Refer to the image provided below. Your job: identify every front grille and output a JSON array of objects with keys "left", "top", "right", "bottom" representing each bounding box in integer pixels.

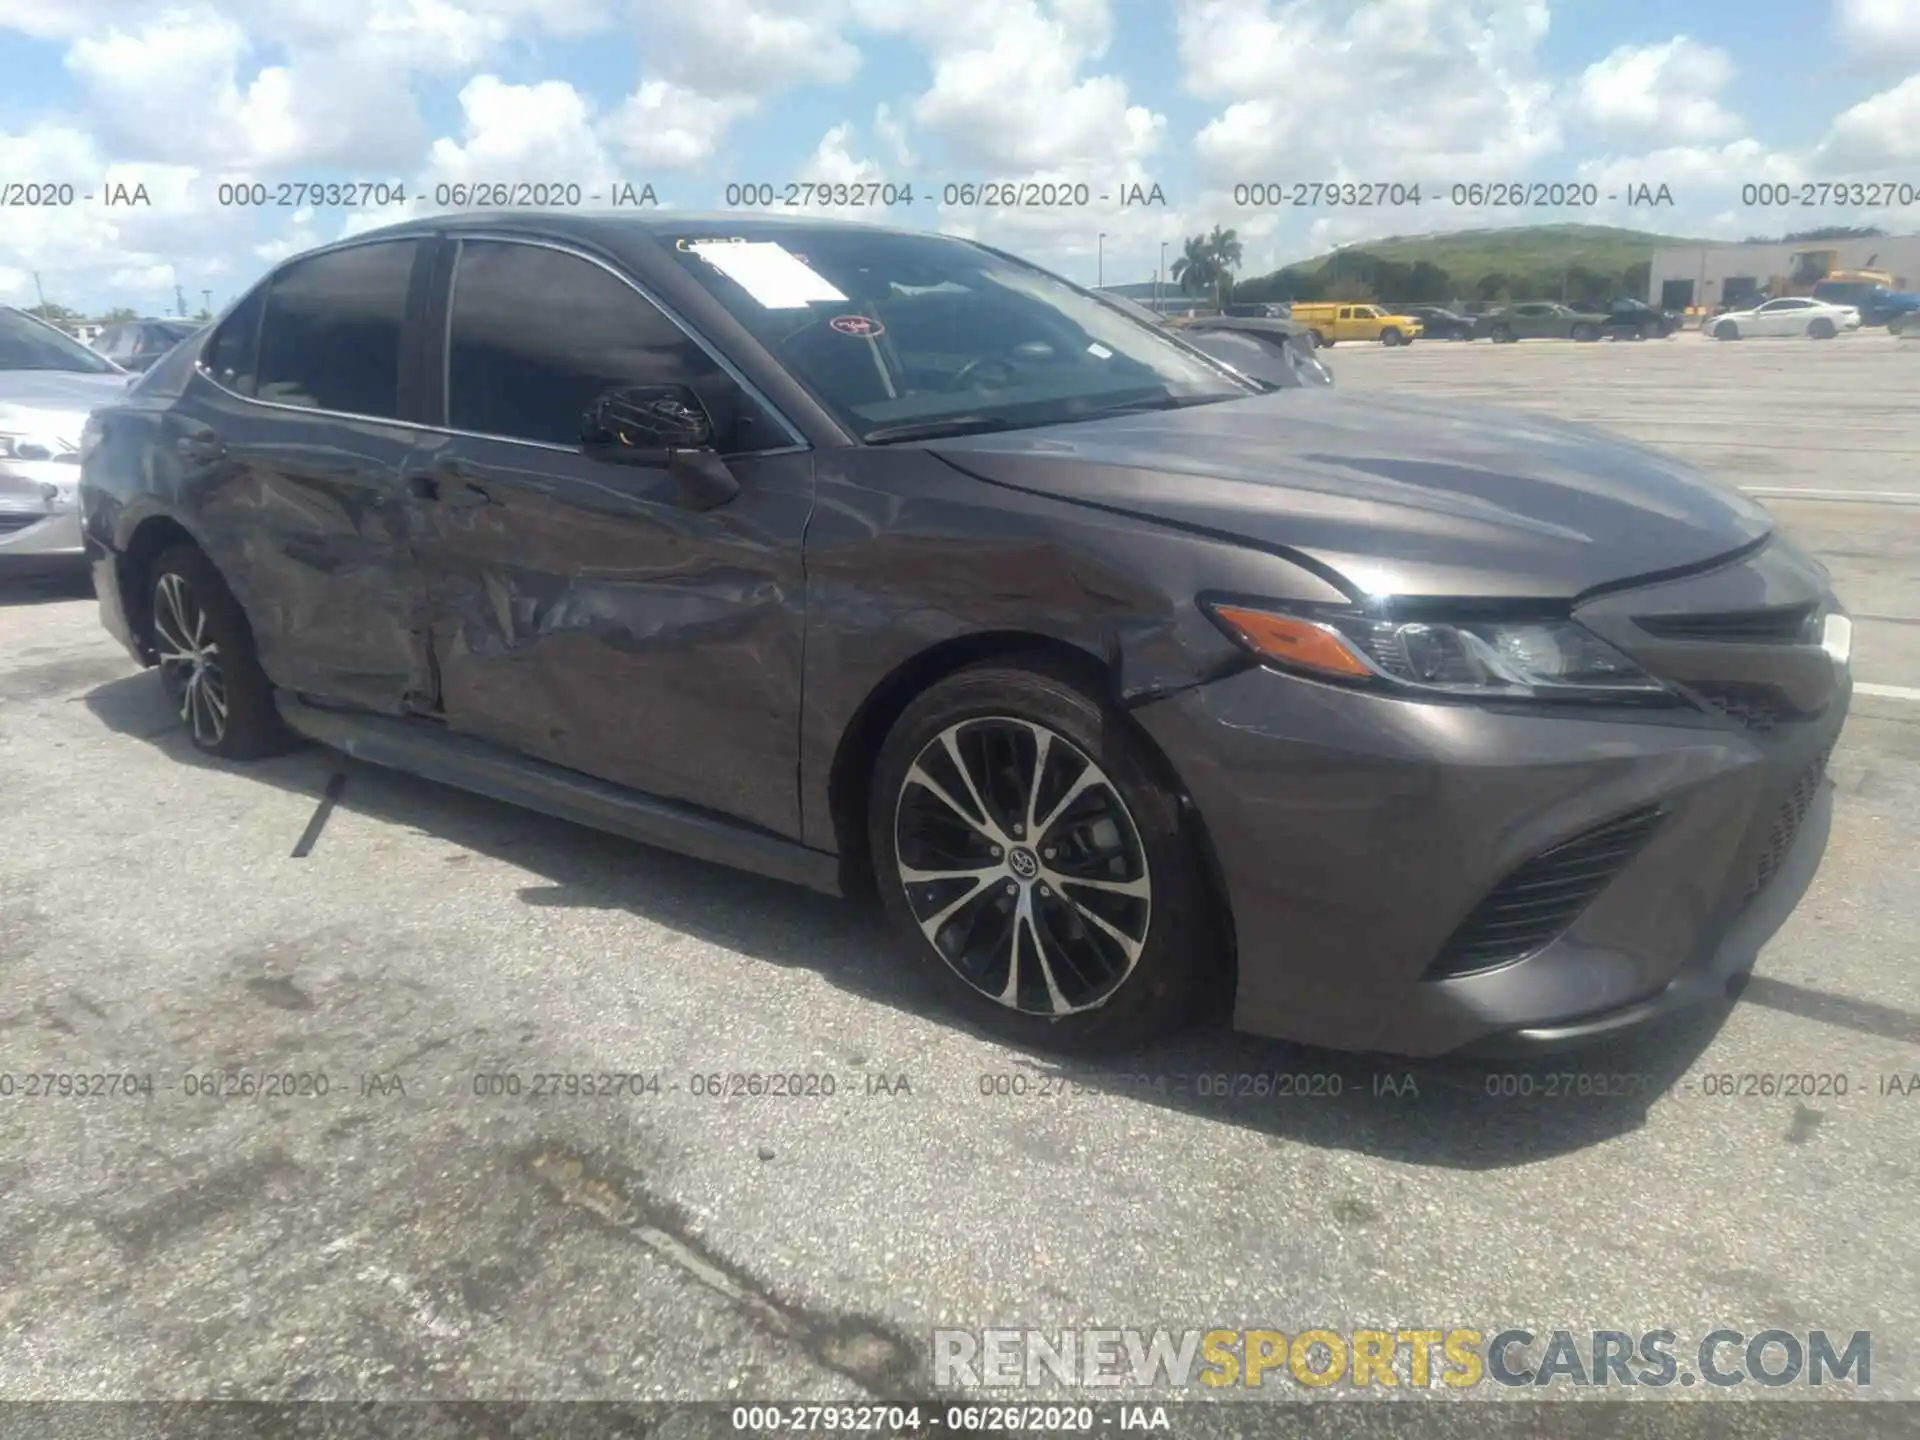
[
  {"left": 1747, "top": 748, "right": 1832, "bottom": 900},
  {"left": 1634, "top": 603, "right": 1819, "bottom": 644},
  {"left": 1424, "top": 806, "right": 1667, "bottom": 979},
  {"left": 0, "top": 512, "right": 47, "bottom": 534}
]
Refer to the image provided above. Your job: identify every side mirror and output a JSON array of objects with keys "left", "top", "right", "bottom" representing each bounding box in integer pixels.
[
  {"left": 582, "top": 384, "right": 715, "bottom": 456},
  {"left": 580, "top": 383, "right": 739, "bottom": 511}
]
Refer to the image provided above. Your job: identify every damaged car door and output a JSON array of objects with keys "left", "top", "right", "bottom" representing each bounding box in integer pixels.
[
  {"left": 407, "top": 236, "right": 815, "bottom": 839},
  {"left": 182, "top": 237, "right": 438, "bottom": 713}
]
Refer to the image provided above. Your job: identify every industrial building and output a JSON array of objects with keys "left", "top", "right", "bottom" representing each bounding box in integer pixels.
[{"left": 1648, "top": 232, "right": 1920, "bottom": 312}]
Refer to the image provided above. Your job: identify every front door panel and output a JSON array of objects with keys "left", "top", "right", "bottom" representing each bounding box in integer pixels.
[{"left": 411, "top": 437, "right": 813, "bottom": 839}]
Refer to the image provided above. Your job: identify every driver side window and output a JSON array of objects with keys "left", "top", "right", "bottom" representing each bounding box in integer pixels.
[{"left": 446, "top": 240, "right": 782, "bottom": 455}]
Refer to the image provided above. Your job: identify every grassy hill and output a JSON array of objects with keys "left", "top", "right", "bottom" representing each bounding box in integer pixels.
[{"left": 1234, "top": 223, "right": 1719, "bottom": 306}]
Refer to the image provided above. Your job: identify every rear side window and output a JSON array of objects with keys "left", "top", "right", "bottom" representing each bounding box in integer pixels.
[
  {"left": 255, "top": 240, "right": 420, "bottom": 417},
  {"left": 203, "top": 287, "right": 266, "bottom": 395}
]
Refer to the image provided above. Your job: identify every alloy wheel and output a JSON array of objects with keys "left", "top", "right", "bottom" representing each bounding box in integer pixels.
[
  {"left": 892, "top": 717, "right": 1152, "bottom": 1016},
  {"left": 153, "top": 571, "right": 229, "bottom": 747}
]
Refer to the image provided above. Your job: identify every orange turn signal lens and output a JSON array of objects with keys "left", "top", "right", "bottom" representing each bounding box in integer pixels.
[{"left": 1209, "top": 605, "right": 1375, "bottom": 679}]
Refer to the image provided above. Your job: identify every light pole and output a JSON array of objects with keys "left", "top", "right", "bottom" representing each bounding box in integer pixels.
[{"left": 1097, "top": 232, "right": 1106, "bottom": 290}]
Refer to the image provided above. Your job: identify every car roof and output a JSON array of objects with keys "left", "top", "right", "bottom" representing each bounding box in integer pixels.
[
  {"left": 272, "top": 210, "right": 986, "bottom": 286},
  {"left": 332, "top": 209, "right": 934, "bottom": 251}
]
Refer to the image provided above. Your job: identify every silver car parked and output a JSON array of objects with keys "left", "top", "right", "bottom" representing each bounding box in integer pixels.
[{"left": 1, "top": 307, "right": 133, "bottom": 570}]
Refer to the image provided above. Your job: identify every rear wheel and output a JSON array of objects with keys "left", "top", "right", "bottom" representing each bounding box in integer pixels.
[
  {"left": 868, "top": 661, "right": 1212, "bottom": 1052},
  {"left": 1310, "top": 331, "right": 1330, "bottom": 348},
  {"left": 149, "top": 545, "right": 293, "bottom": 759},
  {"left": 1808, "top": 317, "right": 1836, "bottom": 339},
  {"left": 1490, "top": 323, "right": 1515, "bottom": 343},
  {"left": 1572, "top": 323, "right": 1600, "bottom": 342}
]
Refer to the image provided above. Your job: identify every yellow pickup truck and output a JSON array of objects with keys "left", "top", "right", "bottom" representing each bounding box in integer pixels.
[{"left": 1287, "top": 302, "right": 1424, "bottom": 347}]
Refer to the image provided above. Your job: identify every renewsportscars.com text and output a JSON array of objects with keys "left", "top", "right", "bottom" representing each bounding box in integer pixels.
[{"left": 932, "top": 1327, "right": 1871, "bottom": 1390}]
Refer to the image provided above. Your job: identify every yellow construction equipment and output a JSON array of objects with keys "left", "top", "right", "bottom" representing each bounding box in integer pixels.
[{"left": 1768, "top": 248, "right": 1901, "bottom": 297}]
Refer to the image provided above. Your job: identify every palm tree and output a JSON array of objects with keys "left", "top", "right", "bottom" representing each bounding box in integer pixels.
[
  {"left": 1207, "top": 225, "right": 1243, "bottom": 306},
  {"left": 1170, "top": 235, "right": 1219, "bottom": 304}
]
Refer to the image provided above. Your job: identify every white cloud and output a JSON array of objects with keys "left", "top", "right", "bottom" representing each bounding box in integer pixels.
[
  {"left": 873, "top": 103, "right": 916, "bottom": 169},
  {"left": 856, "top": 0, "right": 1162, "bottom": 171},
  {"left": 594, "top": 0, "right": 861, "bottom": 171},
  {"left": 1834, "top": 0, "right": 1920, "bottom": 62},
  {"left": 0, "top": 124, "right": 218, "bottom": 310},
  {"left": 429, "top": 76, "right": 620, "bottom": 187},
  {"left": 638, "top": 0, "right": 860, "bottom": 93},
  {"left": 30, "top": 0, "right": 616, "bottom": 178},
  {"left": 600, "top": 82, "right": 758, "bottom": 170},
  {"left": 1182, "top": 0, "right": 1561, "bottom": 185},
  {"left": 1818, "top": 73, "right": 1920, "bottom": 167},
  {"left": 1572, "top": 38, "right": 1742, "bottom": 144}
]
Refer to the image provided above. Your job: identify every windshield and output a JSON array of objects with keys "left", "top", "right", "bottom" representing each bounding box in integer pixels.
[
  {"left": 0, "top": 308, "right": 123, "bottom": 374},
  {"left": 662, "top": 226, "right": 1256, "bottom": 441}
]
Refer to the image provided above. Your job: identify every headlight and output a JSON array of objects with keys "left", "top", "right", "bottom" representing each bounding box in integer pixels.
[{"left": 1203, "top": 600, "right": 1674, "bottom": 702}]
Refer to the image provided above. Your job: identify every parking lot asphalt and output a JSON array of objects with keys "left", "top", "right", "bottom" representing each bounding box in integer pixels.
[{"left": 1, "top": 330, "right": 1916, "bottom": 1413}]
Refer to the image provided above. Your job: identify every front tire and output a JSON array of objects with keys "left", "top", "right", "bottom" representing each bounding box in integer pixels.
[
  {"left": 149, "top": 545, "right": 293, "bottom": 759},
  {"left": 1380, "top": 328, "right": 1403, "bottom": 347},
  {"left": 1490, "top": 323, "right": 1515, "bottom": 343},
  {"left": 1715, "top": 321, "right": 1740, "bottom": 341},
  {"left": 1808, "top": 318, "right": 1836, "bottom": 339},
  {"left": 868, "top": 661, "right": 1211, "bottom": 1052},
  {"left": 1572, "top": 323, "right": 1600, "bottom": 342}
]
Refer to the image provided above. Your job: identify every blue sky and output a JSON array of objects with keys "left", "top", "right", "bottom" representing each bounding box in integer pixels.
[{"left": 3, "top": 0, "right": 1918, "bottom": 314}]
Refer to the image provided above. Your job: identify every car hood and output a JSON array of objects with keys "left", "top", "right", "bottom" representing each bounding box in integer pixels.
[
  {"left": 924, "top": 388, "right": 1774, "bottom": 598},
  {"left": 0, "top": 369, "right": 132, "bottom": 441}
]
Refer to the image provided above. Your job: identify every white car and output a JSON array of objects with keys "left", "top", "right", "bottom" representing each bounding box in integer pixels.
[
  {"left": 1, "top": 307, "right": 134, "bottom": 571},
  {"left": 1709, "top": 296, "right": 1862, "bottom": 340}
]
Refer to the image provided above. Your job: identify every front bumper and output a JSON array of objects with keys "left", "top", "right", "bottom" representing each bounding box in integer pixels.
[
  {"left": 1135, "top": 545, "right": 1851, "bottom": 1058},
  {"left": 0, "top": 459, "right": 84, "bottom": 561}
]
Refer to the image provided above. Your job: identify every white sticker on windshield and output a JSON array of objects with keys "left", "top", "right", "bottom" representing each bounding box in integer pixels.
[
  {"left": 1087, "top": 342, "right": 1114, "bottom": 359},
  {"left": 687, "top": 241, "right": 848, "bottom": 309}
]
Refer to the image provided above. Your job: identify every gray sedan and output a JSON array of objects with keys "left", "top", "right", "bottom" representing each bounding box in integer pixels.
[{"left": 79, "top": 213, "right": 1850, "bottom": 1056}]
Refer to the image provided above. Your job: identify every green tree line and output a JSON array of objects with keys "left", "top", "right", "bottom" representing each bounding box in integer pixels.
[{"left": 1160, "top": 229, "right": 1657, "bottom": 310}]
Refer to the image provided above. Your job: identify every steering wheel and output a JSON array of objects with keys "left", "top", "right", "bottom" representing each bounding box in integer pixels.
[{"left": 946, "top": 355, "right": 1019, "bottom": 391}]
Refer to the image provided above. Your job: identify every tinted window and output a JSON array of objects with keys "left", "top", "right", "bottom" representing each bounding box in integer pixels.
[
  {"left": 202, "top": 285, "right": 267, "bottom": 396},
  {"left": 448, "top": 240, "right": 771, "bottom": 452},
  {"left": 256, "top": 240, "right": 420, "bottom": 416}
]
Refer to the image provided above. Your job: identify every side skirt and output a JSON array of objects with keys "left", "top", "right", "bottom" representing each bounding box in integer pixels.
[{"left": 275, "top": 691, "right": 844, "bottom": 896}]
